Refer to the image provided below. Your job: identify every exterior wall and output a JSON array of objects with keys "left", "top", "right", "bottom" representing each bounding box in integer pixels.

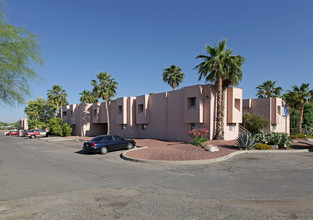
[
  {"left": 61, "top": 84, "right": 244, "bottom": 140},
  {"left": 224, "top": 87, "right": 243, "bottom": 140},
  {"left": 243, "top": 97, "right": 289, "bottom": 134}
]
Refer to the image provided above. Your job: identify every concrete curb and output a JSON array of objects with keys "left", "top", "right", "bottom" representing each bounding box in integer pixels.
[{"left": 121, "top": 147, "right": 312, "bottom": 166}]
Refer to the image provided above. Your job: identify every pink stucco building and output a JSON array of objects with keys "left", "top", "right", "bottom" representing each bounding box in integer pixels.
[
  {"left": 243, "top": 97, "right": 290, "bottom": 134},
  {"left": 61, "top": 84, "right": 243, "bottom": 141}
]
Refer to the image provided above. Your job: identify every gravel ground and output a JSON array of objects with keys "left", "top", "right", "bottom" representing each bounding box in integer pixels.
[{"left": 125, "top": 139, "right": 313, "bottom": 161}]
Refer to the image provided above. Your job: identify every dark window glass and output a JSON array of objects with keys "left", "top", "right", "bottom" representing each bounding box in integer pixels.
[{"left": 113, "top": 136, "right": 122, "bottom": 141}]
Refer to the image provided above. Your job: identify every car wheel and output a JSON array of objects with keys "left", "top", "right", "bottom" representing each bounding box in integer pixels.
[
  {"left": 9, "top": 134, "right": 12, "bottom": 136},
  {"left": 127, "top": 143, "right": 134, "bottom": 150},
  {"left": 30, "top": 135, "right": 35, "bottom": 139},
  {"left": 101, "top": 147, "right": 108, "bottom": 155}
]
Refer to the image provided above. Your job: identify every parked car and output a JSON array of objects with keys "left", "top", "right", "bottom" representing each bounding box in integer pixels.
[
  {"left": 82, "top": 135, "right": 136, "bottom": 155},
  {"left": 26, "top": 129, "right": 47, "bottom": 138},
  {"left": 5, "top": 130, "right": 18, "bottom": 136}
]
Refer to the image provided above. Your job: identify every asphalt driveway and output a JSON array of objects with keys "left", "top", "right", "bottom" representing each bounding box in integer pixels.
[{"left": 1, "top": 135, "right": 313, "bottom": 219}]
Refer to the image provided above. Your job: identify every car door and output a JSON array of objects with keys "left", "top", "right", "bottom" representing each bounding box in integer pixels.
[
  {"left": 34, "top": 130, "right": 40, "bottom": 136},
  {"left": 112, "top": 135, "right": 127, "bottom": 150},
  {"left": 105, "top": 135, "right": 117, "bottom": 150}
]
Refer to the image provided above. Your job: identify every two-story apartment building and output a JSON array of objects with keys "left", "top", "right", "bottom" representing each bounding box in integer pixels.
[
  {"left": 61, "top": 84, "right": 243, "bottom": 141},
  {"left": 243, "top": 97, "right": 289, "bottom": 134}
]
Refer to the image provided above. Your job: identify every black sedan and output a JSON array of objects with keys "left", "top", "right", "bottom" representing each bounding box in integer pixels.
[{"left": 82, "top": 135, "right": 136, "bottom": 155}]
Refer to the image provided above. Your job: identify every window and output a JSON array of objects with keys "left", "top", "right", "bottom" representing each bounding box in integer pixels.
[
  {"left": 113, "top": 135, "right": 122, "bottom": 141},
  {"left": 94, "top": 109, "right": 97, "bottom": 117},
  {"left": 118, "top": 106, "right": 123, "bottom": 114},
  {"left": 188, "top": 97, "right": 196, "bottom": 109},
  {"left": 282, "top": 107, "right": 288, "bottom": 116},
  {"left": 138, "top": 104, "right": 144, "bottom": 113},
  {"left": 235, "top": 99, "right": 240, "bottom": 111},
  {"left": 63, "top": 111, "right": 67, "bottom": 116},
  {"left": 106, "top": 136, "right": 113, "bottom": 141},
  {"left": 191, "top": 123, "right": 200, "bottom": 130},
  {"left": 229, "top": 124, "right": 236, "bottom": 131},
  {"left": 121, "top": 124, "right": 127, "bottom": 130},
  {"left": 142, "top": 124, "right": 148, "bottom": 130},
  {"left": 277, "top": 106, "right": 281, "bottom": 115}
]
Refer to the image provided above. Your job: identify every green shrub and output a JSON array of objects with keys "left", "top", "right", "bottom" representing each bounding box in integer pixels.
[
  {"left": 48, "top": 118, "right": 72, "bottom": 137},
  {"left": 254, "top": 132, "right": 291, "bottom": 149},
  {"left": 62, "top": 123, "right": 72, "bottom": 136},
  {"left": 237, "top": 132, "right": 256, "bottom": 150},
  {"left": 255, "top": 143, "right": 272, "bottom": 150},
  {"left": 242, "top": 113, "right": 270, "bottom": 134},
  {"left": 290, "top": 133, "right": 313, "bottom": 139},
  {"left": 189, "top": 128, "right": 209, "bottom": 146}
]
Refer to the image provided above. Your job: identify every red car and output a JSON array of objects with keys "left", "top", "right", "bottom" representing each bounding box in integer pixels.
[
  {"left": 6, "top": 130, "right": 18, "bottom": 136},
  {"left": 26, "top": 129, "right": 47, "bottom": 138}
]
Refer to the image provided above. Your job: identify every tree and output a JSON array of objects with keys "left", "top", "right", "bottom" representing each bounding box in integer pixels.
[
  {"left": 0, "top": 4, "right": 43, "bottom": 105},
  {"left": 194, "top": 38, "right": 245, "bottom": 139},
  {"left": 48, "top": 118, "right": 72, "bottom": 136},
  {"left": 162, "top": 65, "right": 185, "bottom": 90},
  {"left": 91, "top": 72, "right": 118, "bottom": 135},
  {"left": 47, "top": 85, "right": 68, "bottom": 116},
  {"left": 242, "top": 113, "right": 270, "bottom": 134},
  {"left": 79, "top": 90, "right": 98, "bottom": 103},
  {"left": 284, "top": 83, "right": 313, "bottom": 133},
  {"left": 256, "top": 80, "right": 283, "bottom": 98},
  {"left": 24, "top": 97, "right": 56, "bottom": 128}
]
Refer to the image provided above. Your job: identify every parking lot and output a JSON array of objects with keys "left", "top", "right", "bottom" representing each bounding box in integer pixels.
[{"left": 1, "top": 135, "right": 313, "bottom": 219}]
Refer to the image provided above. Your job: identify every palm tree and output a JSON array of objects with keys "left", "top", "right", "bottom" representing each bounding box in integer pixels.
[
  {"left": 194, "top": 39, "right": 245, "bottom": 139},
  {"left": 79, "top": 90, "right": 98, "bottom": 103},
  {"left": 47, "top": 85, "right": 68, "bottom": 117},
  {"left": 256, "top": 80, "right": 283, "bottom": 98},
  {"left": 162, "top": 65, "right": 185, "bottom": 90},
  {"left": 284, "top": 83, "right": 313, "bottom": 133},
  {"left": 91, "top": 72, "right": 118, "bottom": 135}
]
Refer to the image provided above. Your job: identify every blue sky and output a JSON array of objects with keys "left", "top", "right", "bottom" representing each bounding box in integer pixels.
[{"left": 1, "top": 0, "right": 313, "bottom": 122}]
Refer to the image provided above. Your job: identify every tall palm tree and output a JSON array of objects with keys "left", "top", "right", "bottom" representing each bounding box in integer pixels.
[
  {"left": 194, "top": 39, "right": 245, "bottom": 139},
  {"left": 47, "top": 85, "right": 68, "bottom": 117},
  {"left": 284, "top": 83, "right": 313, "bottom": 133},
  {"left": 79, "top": 90, "right": 98, "bottom": 103},
  {"left": 162, "top": 65, "right": 185, "bottom": 90},
  {"left": 256, "top": 80, "right": 283, "bottom": 98},
  {"left": 91, "top": 72, "right": 118, "bottom": 135}
]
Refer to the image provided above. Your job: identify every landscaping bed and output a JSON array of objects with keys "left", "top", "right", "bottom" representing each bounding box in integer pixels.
[{"left": 125, "top": 139, "right": 313, "bottom": 161}]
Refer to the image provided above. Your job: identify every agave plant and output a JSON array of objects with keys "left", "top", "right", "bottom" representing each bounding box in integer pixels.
[{"left": 237, "top": 132, "right": 256, "bottom": 150}]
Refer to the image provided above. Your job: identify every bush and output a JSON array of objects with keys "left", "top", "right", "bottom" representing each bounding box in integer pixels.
[
  {"left": 48, "top": 118, "right": 72, "bottom": 137},
  {"left": 255, "top": 143, "right": 272, "bottom": 150},
  {"left": 242, "top": 113, "right": 270, "bottom": 134},
  {"left": 237, "top": 132, "right": 256, "bottom": 150},
  {"left": 62, "top": 123, "right": 72, "bottom": 136},
  {"left": 188, "top": 128, "right": 209, "bottom": 146},
  {"left": 290, "top": 133, "right": 313, "bottom": 139},
  {"left": 254, "top": 132, "right": 291, "bottom": 149}
]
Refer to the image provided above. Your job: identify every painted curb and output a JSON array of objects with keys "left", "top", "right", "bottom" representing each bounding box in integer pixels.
[{"left": 121, "top": 147, "right": 312, "bottom": 166}]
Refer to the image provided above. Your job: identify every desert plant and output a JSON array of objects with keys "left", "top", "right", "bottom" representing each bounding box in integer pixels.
[
  {"left": 254, "top": 131, "right": 269, "bottom": 144},
  {"left": 255, "top": 143, "right": 272, "bottom": 150},
  {"left": 237, "top": 132, "right": 256, "bottom": 150},
  {"left": 242, "top": 113, "right": 270, "bottom": 134},
  {"left": 254, "top": 132, "right": 291, "bottom": 149},
  {"left": 276, "top": 133, "right": 291, "bottom": 149},
  {"left": 189, "top": 128, "right": 209, "bottom": 146}
]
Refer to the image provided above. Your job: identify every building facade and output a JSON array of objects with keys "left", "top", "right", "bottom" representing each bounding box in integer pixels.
[
  {"left": 61, "top": 84, "right": 243, "bottom": 141},
  {"left": 243, "top": 97, "right": 290, "bottom": 134}
]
